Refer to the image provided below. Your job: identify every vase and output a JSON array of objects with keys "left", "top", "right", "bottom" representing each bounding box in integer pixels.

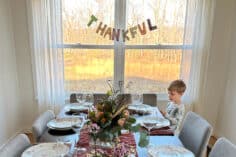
[{"left": 90, "top": 137, "right": 115, "bottom": 149}]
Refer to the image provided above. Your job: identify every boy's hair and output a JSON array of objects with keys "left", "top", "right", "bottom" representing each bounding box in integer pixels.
[{"left": 168, "top": 79, "right": 186, "bottom": 94}]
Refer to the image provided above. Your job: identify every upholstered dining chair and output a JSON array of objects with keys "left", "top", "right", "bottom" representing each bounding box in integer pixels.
[
  {"left": 70, "top": 93, "right": 83, "bottom": 103},
  {"left": 93, "top": 93, "right": 107, "bottom": 105},
  {"left": 0, "top": 134, "right": 31, "bottom": 157},
  {"left": 32, "top": 110, "right": 55, "bottom": 142},
  {"left": 209, "top": 137, "right": 236, "bottom": 157},
  {"left": 117, "top": 93, "right": 132, "bottom": 105},
  {"left": 142, "top": 93, "right": 157, "bottom": 106},
  {"left": 155, "top": 111, "right": 212, "bottom": 157},
  {"left": 178, "top": 111, "right": 212, "bottom": 157}
]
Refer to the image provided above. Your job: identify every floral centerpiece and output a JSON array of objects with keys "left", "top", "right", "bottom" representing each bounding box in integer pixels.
[
  {"left": 87, "top": 80, "right": 147, "bottom": 156},
  {"left": 88, "top": 80, "right": 139, "bottom": 143}
]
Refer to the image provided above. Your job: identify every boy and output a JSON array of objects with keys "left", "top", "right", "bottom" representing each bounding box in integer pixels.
[{"left": 161, "top": 79, "right": 186, "bottom": 134}]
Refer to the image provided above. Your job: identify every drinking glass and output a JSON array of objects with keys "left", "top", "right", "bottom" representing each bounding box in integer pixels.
[
  {"left": 71, "top": 113, "right": 84, "bottom": 133},
  {"left": 73, "top": 139, "right": 87, "bottom": 157},
  {"left": 142, "top": 122, "right": 156, "bottom": 151},
  {"left": 132, "top": 94, "right": 141, "bottom": 105},
  {"left": 56, "top": 139, "right": 64, "bottom": 157},
  {"left": 76, "top": 95, "right": 83, "bottom": 104}
]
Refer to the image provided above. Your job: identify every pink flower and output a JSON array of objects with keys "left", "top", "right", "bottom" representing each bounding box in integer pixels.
[
  {"left": 89, "top": 123, "right": 100, "bottom": 133},
  {"left": 113, "top": 142, "right": 129, "bottom": 157}
]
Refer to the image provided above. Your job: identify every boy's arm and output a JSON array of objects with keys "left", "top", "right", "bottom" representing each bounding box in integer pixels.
[
  {"left": 165, "top": 107, "right": 184, "bottom": 126},
  {"left": 161, "top": 102, "right": 171, "bottom": 116}
]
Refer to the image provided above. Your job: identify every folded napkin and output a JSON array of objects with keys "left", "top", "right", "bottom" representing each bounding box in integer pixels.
[
  {"left": 48, "top": 129, "right": 76, "bottom": 135},
  {"left": 141, "top": 126, "right": 174, "bottom": 136}
]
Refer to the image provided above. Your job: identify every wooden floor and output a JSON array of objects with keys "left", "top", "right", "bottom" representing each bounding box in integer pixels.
[{"left": 207, "top": 136, "right": 218, "bottom": 156}]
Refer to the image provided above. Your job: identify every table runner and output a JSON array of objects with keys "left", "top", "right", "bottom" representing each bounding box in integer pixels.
[{"left": 77, "top": 128, "right": 137, "bottom": 157}]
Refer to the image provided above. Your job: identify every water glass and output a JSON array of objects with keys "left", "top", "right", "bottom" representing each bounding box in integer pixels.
[
  {"left": 132, "top": 94, "right": 142, "bottom": 105},
  {"left": 71, "top": 113, "right": 84, "bottom": 133}
]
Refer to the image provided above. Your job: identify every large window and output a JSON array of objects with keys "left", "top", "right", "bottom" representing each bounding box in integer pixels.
[{"left": 62, "top": 0, "right": 192, "bottom": 94}]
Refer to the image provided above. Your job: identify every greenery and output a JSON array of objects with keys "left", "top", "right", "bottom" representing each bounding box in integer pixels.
[{"left": 87, "top": 80, "right": 148, "bottom": 147}]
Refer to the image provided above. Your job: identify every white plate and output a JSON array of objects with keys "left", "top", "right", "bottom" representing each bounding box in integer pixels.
[
  {"left": 47, "top": 117, "right": 83, "bottom": 130},
  {"left": 148, "top": 145, "right": 195, "bottom": 157},
  {"left": 66, "top": 104, "right": 92, "bottom": 112},
  {"left": 22, "top": 143, "right": 70, "bottom": 157},
  {"left": 128, "top": 104, "right": 153, "bottom": 114},
  {"left": 140, "top": 117, "right": 170, "bottom": 129}
]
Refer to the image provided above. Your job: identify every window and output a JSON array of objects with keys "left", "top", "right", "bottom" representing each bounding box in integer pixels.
[
  {"left": 62, "top": 0, "right": 115, "bottom": 93},
  {"left": 62, "top": 0, "right": 192, "bottom": 94}
]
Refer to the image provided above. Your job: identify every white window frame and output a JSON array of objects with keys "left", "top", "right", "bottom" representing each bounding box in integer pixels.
[{"left": 60, "top": 0, "right": 192, "bottom": 93}]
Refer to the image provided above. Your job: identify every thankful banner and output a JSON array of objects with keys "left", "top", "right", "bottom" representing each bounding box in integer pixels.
[{"left": 87, "top": 15, "right": 157, "bottom": 42}]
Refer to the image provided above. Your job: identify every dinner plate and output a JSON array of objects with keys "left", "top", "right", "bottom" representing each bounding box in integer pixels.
[
  {"left": 128, "top": 104, "right": 153, "bottom": 114},
  {"left": 21, "top": 143, "right": 70, "bottom": 157},
  {"left": 148, "top": 145, "right": 195, "bottom": 157},
  {"left": 65, "top": 103, "right": 92, "bottom": 112},
  {"left": 47, "top": 117, "right": 83, "bottom": 130},
  {"left": 140, "top": 117, "right": 170, "bottom": 129}
]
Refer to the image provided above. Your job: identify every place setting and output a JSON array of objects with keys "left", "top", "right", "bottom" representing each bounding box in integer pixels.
[
  {"left": 46, "top": 115, "right": 85, "bottom": 136},
  {"left": 140, "top": 116, "right": 172, "bottom": 135}
]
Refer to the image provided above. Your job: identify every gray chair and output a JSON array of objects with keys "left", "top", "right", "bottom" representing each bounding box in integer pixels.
[
  {"left": 179, "top": 111, "right": 212, "bottom": 157},
  {"left": 143, "top": 93, "right": 157, "bottom": 106},
  {"left": 93, "top": 93, "right": 107, "bottom": 105},
  {"left": 32, "top": 110, "right": 55, "bottom": 142},
  {"left": 0, "top": 134, "right": 31, "bottom": 157},
  {"left": 209, "top": 137, "right": 236, "bottom": 157},
  {"left": 117, "top": 93, "right": 132, "bottom": 105},
  {"left": 70, "top": 93, "right": 83, "bottom": 103},
  {"left": 155, "top": 112, "right": 212, "bottom": 157}
]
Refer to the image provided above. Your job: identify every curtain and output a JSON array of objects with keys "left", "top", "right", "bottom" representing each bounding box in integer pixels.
[
  {"left": 27, "top": 0, "right": 65, "bottom": 113},
  {"left": 181, "top": 0, "right": 216, "bottom": 109}
]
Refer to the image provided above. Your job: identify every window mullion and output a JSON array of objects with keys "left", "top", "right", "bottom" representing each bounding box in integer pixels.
[{"left": 114, "top": 0, "right": 126, "bottom": 93}]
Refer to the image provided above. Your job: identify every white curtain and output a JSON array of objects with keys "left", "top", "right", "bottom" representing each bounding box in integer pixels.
[
  {"left": 181, "top": 0, "right": 216, "bottom": 108},
  {"left": 27, "top": 0, "right": 65, "bottom": 113}
]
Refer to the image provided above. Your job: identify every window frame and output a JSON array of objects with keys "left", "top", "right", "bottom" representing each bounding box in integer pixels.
[{"left": 61, "top": 0, "right": 192, "bottom": 93}]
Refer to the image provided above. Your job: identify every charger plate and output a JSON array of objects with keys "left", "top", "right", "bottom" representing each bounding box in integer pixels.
[
  {"left": 47, "top": 117, "right": 83, "bottom": 130},
  {"left": 148, "top": 145, "right": 194, "bottom": 157},
  {"left": 21, "top": 143, "right": 70, "bottom": 157}
]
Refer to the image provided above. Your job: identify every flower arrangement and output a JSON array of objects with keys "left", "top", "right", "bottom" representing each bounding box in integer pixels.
[{"left": 88, "top": 80, "right": 139, "bottom": 143}]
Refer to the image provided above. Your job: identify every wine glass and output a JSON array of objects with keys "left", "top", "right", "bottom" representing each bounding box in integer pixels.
[
  {"left": 72, "top": 138, "right": 87, "bottom": 157},
  {"left": 76, "top": 95, "right": 83, "bottom": 104},
  {"left": 71, "top": 113, "right": 84, "bottom": 133},
  {"left": 85, "top": 93, "right": 93, "bottom": 103},
  {"left": 132, "top": 94, "right": 140, "bottom": 105},
  {"left": 56, "top": 139, "right": 65, "bottom": 157}
]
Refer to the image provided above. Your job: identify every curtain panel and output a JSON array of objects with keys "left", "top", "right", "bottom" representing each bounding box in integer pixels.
[{"left": 27, "top": 0, "right": 65, "bottom": 113}]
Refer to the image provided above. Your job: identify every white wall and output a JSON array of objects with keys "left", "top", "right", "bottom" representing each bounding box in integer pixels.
[
  {"left": 0, "top": 0, "right": 37, "bottom": 146},
  {"left": 194, "top": 0, "right": 235, "bottom": 131},
  {"left": 10, "top": 0, "right": 37, "bottom": 129},
  {"left": 0, "top": 0, "right": 21, "bottom": 146},
  {"left": 215, "top": 1, "right": 236, "bottom": 143}
]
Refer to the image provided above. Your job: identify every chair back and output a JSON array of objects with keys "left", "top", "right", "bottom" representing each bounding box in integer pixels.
[
  {"left": 70, "top": 93, "right": 83, "bottom": 103},
  {"left": 143, "top": 93, "right": 157, "bottom": 106},
  {"left": 0, "top": 134, "right": 31, "bottom": 157},
  {"left": 117, "top": 93, "right": 132, "bottom": 105},
  {"left": 179, "top": 111, "right": 212, "bottom": 157},
  {"left": 93, "top": 93, "right": 107, "bottom": 105},
  {"left": 32, "top": 110, "right": 55, "bottom": 142},
  {"left": 209, "top": 137, "right": 236, "bottom": 157}
]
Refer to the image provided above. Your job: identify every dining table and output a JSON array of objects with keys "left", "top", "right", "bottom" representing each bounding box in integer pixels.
[{"left": 22, "top": 102, "right": 195, "bottom": 157}]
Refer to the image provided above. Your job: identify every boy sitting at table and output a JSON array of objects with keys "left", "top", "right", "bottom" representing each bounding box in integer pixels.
[{"left": 161, "top": 79, "right": 186, "bottom": 134}]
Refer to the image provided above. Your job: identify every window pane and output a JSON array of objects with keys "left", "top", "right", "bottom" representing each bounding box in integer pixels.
[
  {"left": 64, "top": 49, "right": 114, "bottom": 93},
  {"left": 125, "top": 49, "right": 182, "bottom": 93},
  {"left": 62, "top": 0, "right": 114, "bottom": 44},
  {"left": 126, "top": 0, "right": 187, "bottom": 45}
]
